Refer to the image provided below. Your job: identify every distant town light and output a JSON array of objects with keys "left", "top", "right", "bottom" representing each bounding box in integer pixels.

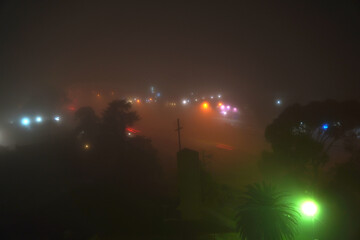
[
  {"left": 35, "top": 116, "right": 42, "bottom": 123},
  {"left": 202, "top": 102, "right": 209, "bottom": 110},
  {"left": 54, "top": 116, "right": 61, "bottom": 122},
  {"left": 322, "top": 124, "right": 329, "bottom": 130},
  {"left": 21, "top": 117, "right": 31, "bottom": 126}
]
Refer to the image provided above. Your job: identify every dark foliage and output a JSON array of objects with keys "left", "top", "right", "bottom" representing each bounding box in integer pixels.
[
  {"left": 260, "top": 100, "right": 360, "bottom": 182},
  {"left": 0, "top": 100, "right": 163, "bottom": 239},
  {"left": 236, "top": 182, "right": 299, "bottom": 240}
]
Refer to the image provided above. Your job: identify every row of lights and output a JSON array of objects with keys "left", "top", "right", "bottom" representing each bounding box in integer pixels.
[
  {"left": 20, "top": 115, "right": 61, "bottom": 126},
  {"left": 182, "top": 94, "right": 222, "bottom": 105}
]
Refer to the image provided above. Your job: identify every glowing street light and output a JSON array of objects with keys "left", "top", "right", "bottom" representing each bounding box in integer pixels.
[
  {"left": 35, "top": 116, "right": 43, "bottom": 123},
  {"left": 21, "top": 117, "right": 31, "bottom": 126},
  {"left": 84, "top": 144, "right": 90, "bottom": 150},
  {"left": 182, "top": 99, "right": 188, "bottom": 105},
  {"left": 276, "top": 99, "right": 282, "bottom": 105},
  {"left": 301, "top": 200, "right": 318, "bottom": 217},
  {"left": 202, "top": 102, "right": 209, "bottom": 110},
  {"left": 54, "top": 116, "right": 61, "bottom": 122}
]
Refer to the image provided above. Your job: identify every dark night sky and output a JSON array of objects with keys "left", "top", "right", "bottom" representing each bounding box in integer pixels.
[{"left": 1, "top": 0, "right": 359, "bottom": 115}]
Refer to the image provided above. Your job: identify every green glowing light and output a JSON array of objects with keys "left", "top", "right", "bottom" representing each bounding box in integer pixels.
[{"left": 301, "top": 201, "right": 318, "bottom": 216}]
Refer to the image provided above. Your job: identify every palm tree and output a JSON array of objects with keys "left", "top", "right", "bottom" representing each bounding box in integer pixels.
[{"left": 236, "top": 182, "right": 299, "bottom": 240}]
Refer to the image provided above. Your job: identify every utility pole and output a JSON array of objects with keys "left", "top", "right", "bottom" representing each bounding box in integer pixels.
[{"left": 175, "top": 118, "right": 183, "bottom": 151}]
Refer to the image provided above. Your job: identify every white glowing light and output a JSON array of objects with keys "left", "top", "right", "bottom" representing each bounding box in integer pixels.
[
  {"left": 35, "top": 116, "right": 43, "bottom": 123},
  {"left": 54, "top": 116, "right": 61, "bottom": 122},
  {"left": 220, "top": 105, "right": 225, "bottom": 110},
  {"left": 210, "top": 96, "right": 214, "bottom": 99},
  {"left": 233, "top": 108, "right": 238, "bottom": 112},
  {"left": 21, "top": 117, "right": 31, "bottom": 126},
  {"left": 227, "top": 105, "right": 231, "bottom": 110},
  {"left": 218, "top": 94, "right": 221, "bottom": 98},
  {"left": 182, "top": 100, "right": 188, "bottom": 105},
  {"left": 221, "top": 111, "right": 227, "bottom": 116},
  {"left": 276, "top": 99, "right": 281, "bottom": 105}
]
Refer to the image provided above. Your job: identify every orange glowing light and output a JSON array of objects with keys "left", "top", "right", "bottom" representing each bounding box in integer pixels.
[
  {"left": 136, "top": 99, "right": 140, "bottom": 103},
  {"left": 84, "top": 144, "right": 90, "bottom": 150},
  {"left": 96, "top": 93, "right": 101, "bottom": 97},
  {"left": 218, "top": 102, "right": 223, "bottom": 106},
  {"left": 202, "top": 102, "right": 209, "bottom": 109}
]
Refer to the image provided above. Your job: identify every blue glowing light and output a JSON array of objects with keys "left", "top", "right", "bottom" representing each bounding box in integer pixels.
[
  {"left": 35, "top": 116, "right": 42, "bottom": 123},
  {"left": 322, "top": 124, "right": 329, "bottom": 130},
  {"left": 21, "top": 117, "right": 31, "bottom": 126},
  {"left": 54, "top": 116, "right": 61, "bottom": 122},
  {"left": 276, "top": 99, "right": 281, "bottom": 105},
  {"left": 156, "top": 92, "right": 161, "bottom": 97}
]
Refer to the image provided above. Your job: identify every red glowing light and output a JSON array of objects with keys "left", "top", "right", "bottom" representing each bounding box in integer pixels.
[
  {"left": 68, "top": 106, "right": 76, "bottom": 111},
  {"left": 126, "top": 127, "right": 141, "bottom": 133}
]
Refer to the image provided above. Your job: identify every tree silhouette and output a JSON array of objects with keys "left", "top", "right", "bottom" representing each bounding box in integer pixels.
[
  {"left": 260, "top": 100, "right": 360, "bottom": 181},
  {"left": 0, "top": 100, "right": 163, "bottom": 238},
  {"left": 236, "top": 182, "right": 299, "bottom": 240},
  {"left": 102, "top": 100, "right": 139, "bottom": 139},
  {"left": 75, "top": 106, "right": 100, "bottom": 142}
]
